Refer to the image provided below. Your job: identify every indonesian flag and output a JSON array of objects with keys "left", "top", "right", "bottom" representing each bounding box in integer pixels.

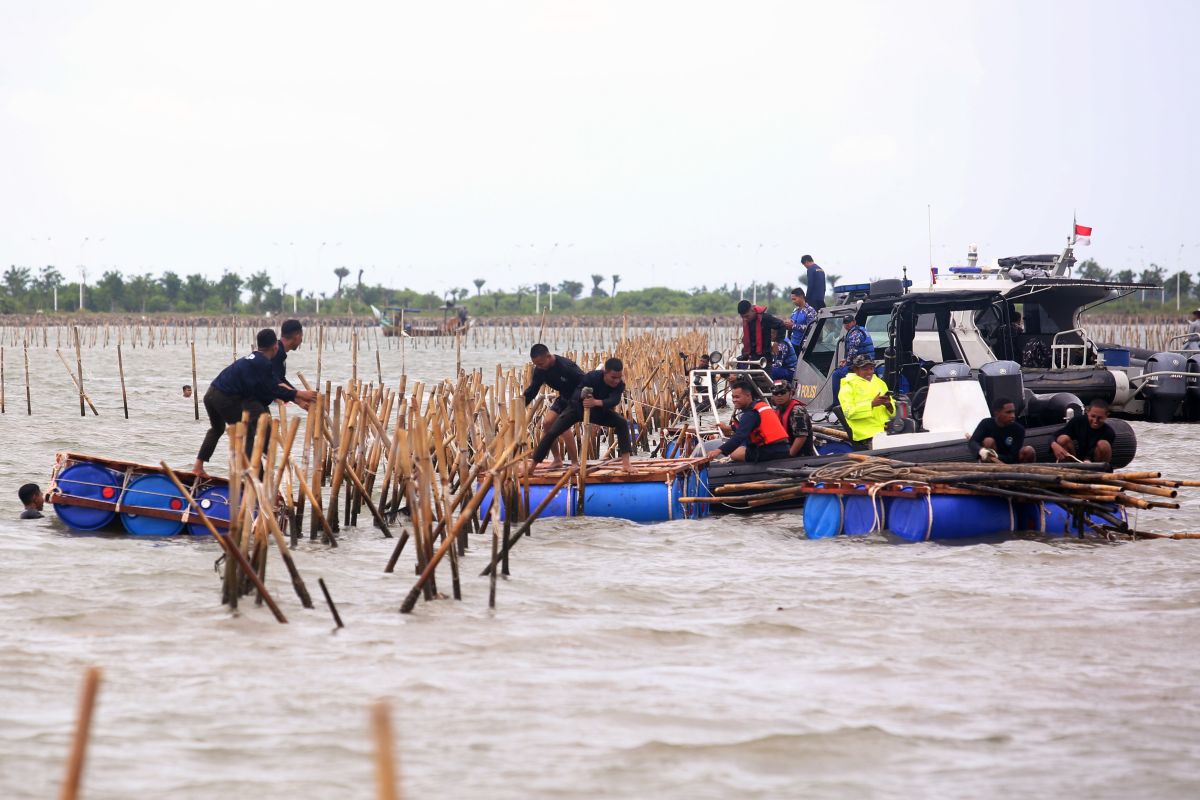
[{"left": 1074, "top": 223, "right": 1092, "bottom": 246}]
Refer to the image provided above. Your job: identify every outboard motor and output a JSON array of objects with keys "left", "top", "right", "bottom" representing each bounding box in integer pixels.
[
  {"left": 1141, "top": 352, "right": 1187, "bottom": 423},
  {"left": 979, "top": 360, "right": 1025, "bottom": 416},
  {"left": 1024, "top": 391, "right": 1083, "bottom": 426},
  {"left": 1186, "top": 353, "right": 1200, "bottom": 422}
]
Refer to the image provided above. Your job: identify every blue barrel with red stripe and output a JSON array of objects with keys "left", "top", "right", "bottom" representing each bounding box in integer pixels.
[
  {"left": 53, "top": 462, "right": 119, "bottom": 531},
  {"left": 120, "top": 474, "right": 186, "bottom": 535}
]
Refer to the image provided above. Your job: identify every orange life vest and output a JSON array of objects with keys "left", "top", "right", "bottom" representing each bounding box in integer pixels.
[
  {"left": 774, "top": 398, "right": 800, "bottom": 436},
  {"left": 750, "top": 400, "right": 789, "bottom": 446}
]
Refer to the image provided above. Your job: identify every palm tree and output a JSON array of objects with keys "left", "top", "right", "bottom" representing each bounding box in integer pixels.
[
  {"left": 590, "top": 274, "right": 606, "bottom": 297},
  {"left": 611, "top": 274, "right": 621, "bottom": 296},
  {"left": 333, "top": 266, "right": 350, "bottom": 297},
  {"left": 245, "top": 271, "right": 272, "bottom": 310},
  {"left": 473, "top": 278, "right": 486, "bottom": 296}
]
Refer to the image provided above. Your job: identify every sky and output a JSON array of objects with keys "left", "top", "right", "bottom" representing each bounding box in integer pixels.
[{"left": 2, "top": 0, "right": 1199, "bottom": 297}]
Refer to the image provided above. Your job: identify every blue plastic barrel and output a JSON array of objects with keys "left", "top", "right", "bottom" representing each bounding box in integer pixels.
[
  {"left": 187, "top": 485, "right": 230, "bottom": 536},
  {"left": 120, "top": 474, "right": 186, "bottom": 536},
  {"left": 53, "top": 462, "right": 119, "bottom": 531},
  {"left": 843, "top": 491, "right": 882, "bottom": 536},
  {"left": 578, "top": 481, "right": 682, "bottom": 522},
  {"left": 1018, "top": 501, "right": 1126, "bottom": 537},
  {"left": 1099, "top": 348, "right": 1130, "bottom": 367},
  {"left": 479, "top": 483, "right": 576, "bottom": 522},
  {"left": 803, "top": 491, "right": 843, "bottom": 539},
  {"left": 887, "top": 495, "right": 1013, "bottom": 542},
  {"left": 817, "top": 441, "right": 854, "bottom": 456}
]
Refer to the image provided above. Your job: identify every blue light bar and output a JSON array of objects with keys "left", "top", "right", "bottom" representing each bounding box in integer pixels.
[
  {"left": 833, "top": 282, "right": 870, "bottom": 293},
  {"left": 948, "top": 266, "right": 982, "bottom": 274}
]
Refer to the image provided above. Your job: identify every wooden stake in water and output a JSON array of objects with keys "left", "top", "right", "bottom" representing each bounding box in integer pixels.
[
  {"left": 117, "top": 343, "right": 129, "bottom": 418},
  {"left": 59, "top": 666, "right": 101, "bottom": 800},
  {"left": 370, "top": 700, "right": 401, "bottom": 800},
  {"left": 1, "top": 345, "right": 5, "bottom": 414},
  {"left": 191, "top": 337, "right": 200, "bottom": 420},
  {"left": 73, "top": 326, "right": 85, "bottom": 417},
  {"left": 23, "top": 340, "right": 31, "bottom": 415}
]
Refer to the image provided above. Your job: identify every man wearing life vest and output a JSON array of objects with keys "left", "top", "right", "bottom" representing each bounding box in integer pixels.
[
  {"left": 736, "top": 300, "right": 788, "bottom": 364},
  {"left": 703, "top": 379, "right": 791, "bottom": 463},
  {"left": 770, "top": 381, "right": 815, "bottom": 457},
  {"left": 837, "top": 355, "right": 894, "bottom": 449}
]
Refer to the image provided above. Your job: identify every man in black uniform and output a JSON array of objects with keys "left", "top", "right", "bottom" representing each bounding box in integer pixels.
[
  {"left": 1051, "top": 398, "right": 1115, "bottom": 463},
  {"left": 191, "top": 329, "right": 318, "bottom": 477},
  {"left": 529, "top": 357, "right": 632, "bottom": 473},
  {"left": 523, "top": 343, "right": 585, "bottom": 467},
  {"left": 272, "top": 319, "right": 309, "bottom": 410},
  {"left": 968, "top": 397, "right": 1036, "bottom": 463}
]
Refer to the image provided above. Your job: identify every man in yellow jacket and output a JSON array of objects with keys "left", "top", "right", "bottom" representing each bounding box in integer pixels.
[{"left": 837, "top": 355, "right": 894, "bottom": 449}]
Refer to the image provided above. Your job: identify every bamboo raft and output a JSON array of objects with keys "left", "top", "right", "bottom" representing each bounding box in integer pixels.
[{"left": 681, "top": 453, "right": 1197, "bottom": 541}]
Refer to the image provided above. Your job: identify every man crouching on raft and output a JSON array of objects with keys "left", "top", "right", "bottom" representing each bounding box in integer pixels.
[{"left": 527, "top": 357, "right": 633, "bottom": 473}]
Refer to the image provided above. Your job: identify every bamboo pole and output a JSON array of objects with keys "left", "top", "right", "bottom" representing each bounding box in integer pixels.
[
  {"left": 159, "top": 460, "right": 288, "bottom": 623},
  {"left": 55, "top": 350, "right": 99, "bottom": 415},
  {"left": 73, "top": 326, "right": 85, "bottom": 417},
  {"left": 117, "top": 343, "right": 129, "bottom": 418},
  {"left": 371, "top": 700, "right": 401, "bottom": 800},
  {"left": 191, "top": 336, "right": 200, "bottom": 420},
  {"left": 59, "top": 666, "right": 102, "bottom": 800},
  {"left": 23, "top": 339, "right": 30, "bottom": 415}
]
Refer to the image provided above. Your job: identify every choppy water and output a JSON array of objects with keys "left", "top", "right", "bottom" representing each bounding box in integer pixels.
[{"left": 2, "top": 338, "right": 1199, "bottom": 799}]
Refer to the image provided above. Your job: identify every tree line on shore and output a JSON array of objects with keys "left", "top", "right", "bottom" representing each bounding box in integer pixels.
[{"left": 1, "top": 259, "right": 1195, "bottom": 317}]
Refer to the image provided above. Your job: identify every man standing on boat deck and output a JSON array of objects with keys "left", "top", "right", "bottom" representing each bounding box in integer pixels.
[
  {"left": 523, "top": 343, "right": 585, "bottom": 468},
  {"left": 784, "top": 287, "right": 818, "bottom": 351},
  {"left": 969, "top": 397, "right": 1036, "bottom": 464},
  {"left": 837, "top": 355, "right": 893, "bottom": 449},
  {"left": 272, "top": 319, "right": 310, "bottom": 410},
  {"left": 192, "top": 329, "right": 318, "bottom": 478},
  {"left": 737, "top": 299, "right": 788, "bottom": 364},
  {"left": 802, "top": 255, "right": 826, "bottom": 310},
  {"left": 1051, "top": 398, "right": 1115, "bottom": 463},
  {"left": 701, "top": 379, "right": 790, "bottom": 463},
  {"left": 529, "top": 357, "right": 632, "bottom": 473}
]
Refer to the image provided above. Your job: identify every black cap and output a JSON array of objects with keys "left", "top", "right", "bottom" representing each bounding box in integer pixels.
[{"left": 771, "top": 381, "right": 792, "bottom": 394}]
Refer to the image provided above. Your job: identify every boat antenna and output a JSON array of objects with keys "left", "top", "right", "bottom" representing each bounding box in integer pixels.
[{"left": 927, "top": 204, "right": 933, "bottom": 270}]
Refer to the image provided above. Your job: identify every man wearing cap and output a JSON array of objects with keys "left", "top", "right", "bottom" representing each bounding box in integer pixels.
[
  {"left": 783, "top": 287, "right": 818, "bottom": 350},
  {"left": 770, "top": 338, "right": 798, "bottom": 380},
  {"left": 192, "top": 329, "right": 318, "bottom": 478},
  {"left": 736, "top": 299, "right": 788, "bottom": 364},
  {"left": 770, "top": 381, "right": 815, "bottom": 457},
  {"left": 837, "top": 355, "right": 893, "bottom": 449}
]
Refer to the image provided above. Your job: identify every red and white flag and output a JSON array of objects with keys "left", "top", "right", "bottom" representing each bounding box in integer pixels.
[{"left": 1074, "top": 223, "right": 1092, "bottom": 246}]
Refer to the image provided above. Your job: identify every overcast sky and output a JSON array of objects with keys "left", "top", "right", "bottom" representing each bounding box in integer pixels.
[{"left": 2, "top": 1, "right": 1198, "bottom": 296}]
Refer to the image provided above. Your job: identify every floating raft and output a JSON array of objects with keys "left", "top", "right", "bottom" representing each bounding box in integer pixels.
[
  {"left": 47, "top": 452, "right": 232, "bottom": 535},
  {"left": 796, "top": 480, "right": 1128, "bottom": 542},
  {"left": 682, "top": 455, "right": 1191, "bottom": 542},
  {"left": 480, "top": 457, "right": 712, "bottom": 523}
]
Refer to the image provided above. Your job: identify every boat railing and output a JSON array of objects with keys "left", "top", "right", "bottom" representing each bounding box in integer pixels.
[
  {"left": 1050, "top": 328, "right": 1097, "bottom": 369},
  {"left": 686, "top": 367, "right": 773, "bottom": 439},
  {"left": 1164, "top": 333, "right": 1199, "bottom": 353}
]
